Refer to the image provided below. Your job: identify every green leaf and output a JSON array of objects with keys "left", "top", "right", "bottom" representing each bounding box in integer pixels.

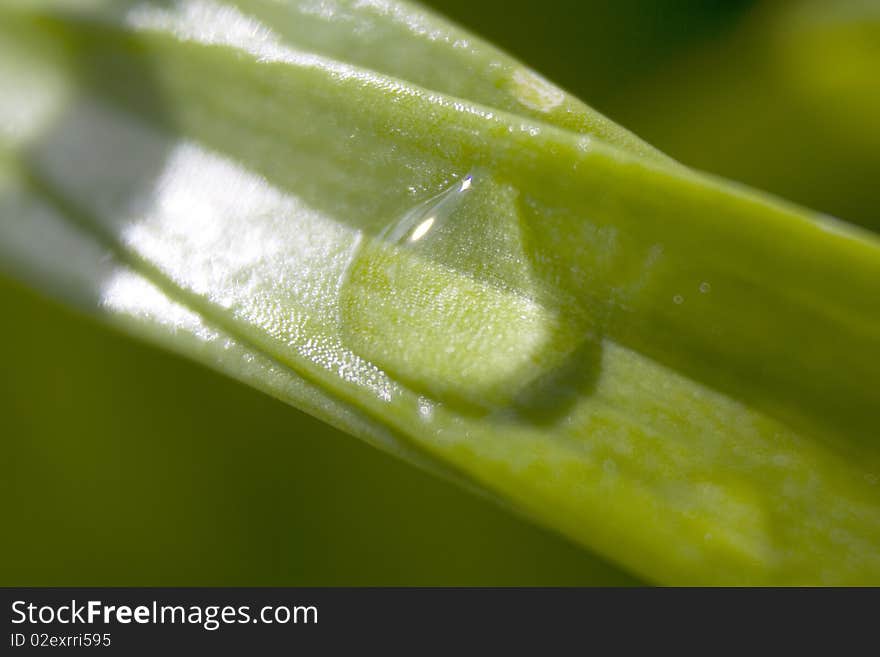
[
  {"left": 1, "top": 0, "right": 879, "bottom": 584},
  {"left": 0, "top": 274, "right": 638, "bottom": 585}
]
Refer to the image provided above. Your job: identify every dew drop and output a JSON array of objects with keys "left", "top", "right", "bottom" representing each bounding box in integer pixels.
[
  {"left": 417, "top": 396, "right": 435, "bottom": 421},
  {"left": 338, "top": 170, "right": 587, "bottom": 412},
  {"left": 699, "top": 281, "right": 711, "bottom": 294},
  {"left": 673, "top": 294, "right": 684, "bottom": 305}
]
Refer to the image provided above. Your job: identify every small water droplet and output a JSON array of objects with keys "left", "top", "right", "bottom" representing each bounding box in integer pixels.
[
  {"left": 673, "top": 294, "right": 684, "bottom": 305},
  {"left": 699, "top": 281, "right": 711, "bottom": 294},
  {"left": 417, "top": 396, "right": 435, "bottom": 420}
]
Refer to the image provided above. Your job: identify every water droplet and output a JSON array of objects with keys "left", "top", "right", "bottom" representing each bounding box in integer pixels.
[
  {"left": 673, "top": 294, "right": 684, "bottom": 305},
  {"left": 339, "top": 170, "right": 587, "bottom": 412},
  {"left": 417, "top": 396, "right": 435, "bottom": 420},
  {"left": 699, "top": 281, "right": 711, "bottom": 294}
]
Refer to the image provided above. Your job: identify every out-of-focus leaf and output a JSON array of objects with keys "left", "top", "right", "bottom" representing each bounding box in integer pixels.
[
  {"left": 605, "top": 0, "right": 880, "bottom": 232},
  {"left": 1, "top": 0, "right": 879, "bottom": 584}
]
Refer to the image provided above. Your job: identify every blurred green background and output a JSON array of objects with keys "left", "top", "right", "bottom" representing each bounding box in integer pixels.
[{"left": 2, "top": 0, "right": 877, "bottom": 584}]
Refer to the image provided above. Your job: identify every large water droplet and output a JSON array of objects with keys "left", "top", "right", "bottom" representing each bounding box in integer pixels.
[{"left": 338, "top": 170, "right": 589, "bottom": 414}]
